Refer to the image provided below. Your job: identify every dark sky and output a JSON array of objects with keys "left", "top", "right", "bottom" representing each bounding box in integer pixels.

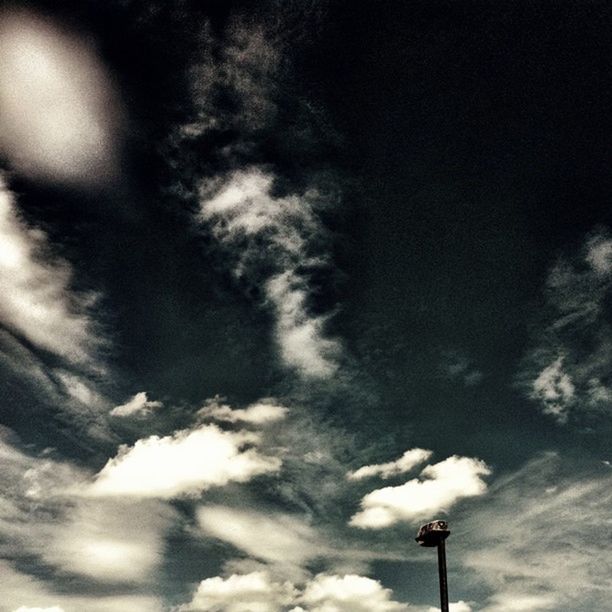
[{"left": 0, "top": 1, "right": 611, "bottom": 611}]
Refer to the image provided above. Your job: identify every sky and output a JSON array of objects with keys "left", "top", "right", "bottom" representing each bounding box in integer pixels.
[{"left": 0, "top": 1, "right": 611, "bottom": 611}]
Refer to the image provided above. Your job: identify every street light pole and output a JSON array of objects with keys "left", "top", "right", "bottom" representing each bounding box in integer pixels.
[
  {"left": 437, "top": 538, "right": 449, "bottom": 612},
  {"left": 415, "top": 519, "right": 450, "bottom": 612}
]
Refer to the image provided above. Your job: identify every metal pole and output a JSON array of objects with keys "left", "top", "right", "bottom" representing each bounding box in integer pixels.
[{"left": 437, "top": 539, "right": 449, "bottom": 612}]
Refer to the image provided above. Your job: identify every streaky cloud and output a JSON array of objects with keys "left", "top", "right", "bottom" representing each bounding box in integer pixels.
[
  {"left": 0, "top": 177, "right": 103, "bottom": 366},
  {"left": 347, "top": 448, "right": 433, "bottom": 481},
  {"left": 199, "top": 168, "right": 341, "bottom": 378},
  {"left": 520, "top": 229, "right": 612, "bottom": 424}
]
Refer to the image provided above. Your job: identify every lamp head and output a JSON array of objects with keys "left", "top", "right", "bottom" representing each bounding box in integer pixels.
[{"left": 415, "top": 519, "right": 450, "bottom": 547}]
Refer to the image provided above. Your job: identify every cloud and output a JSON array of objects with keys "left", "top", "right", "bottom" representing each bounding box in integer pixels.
[
  {"left": 178, "top": 572, "right": 409, "bottom": 612},
  {"left": 198, "top": 397, "right": 288, "bottom": 424},
  {"left": 350, "top": 455, "right": 491, "bottom": 529},
  {"left": 0, "top": 178, "right": 102, "bottom": 366},
  {"left": 439, "top": 352, "right": 483, "bottom": 387},
  {"left": 89, "top": 423, "right": 281, "bottom": 498},
  {"left": 427, "top": 604, "right": 472, "bottom": 612},
  {"left": 298, "top": 574, "right": 408, "bottom": 612},
  {"left": 520, "top": 230, "right": 612, "bottom": 423},
  {"left": 14, "top": 608, "right": 64, "bottom": 612},
  {"left": 1, "top": 557, "right": 162, "bottom": 612},
  {"left": 0, "top": 9, "right": 122, "bottom": 184},
  {"left": 196, "top": 505, "right": 325, "bottom": 572},
  {"left": 479, "top": 593, "right": 557, "bottom": 612},
  {"left": 198, "top": 168, "right": 341, "bottom": 378},
  {"left": 110, "top": 392, "right": 163, "bottom": 418},
  {"left": 529, "top": 356, "right": 574, "bottom": 422},
  {"left": 347, "top": 448, "right": 433, "bottom": 481},
  {"left": 0, "top": 431, "right": 175, "bottom": 585},
  {"left": 457, "top": 453, "right": 612, "bottom": 611},
  {"left": 181, "top": 21, "right": 280, "bottom": 140},
  {"left": 41, "top": 499, "right": 174, "bottom": 583},
  {"left": 177, "top": 571, "right": 298, "bottom": 612}
]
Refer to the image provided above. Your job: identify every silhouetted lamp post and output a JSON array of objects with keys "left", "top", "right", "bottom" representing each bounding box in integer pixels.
[{"left": 415, "top": 519, "right": 450, "bottom": 612}]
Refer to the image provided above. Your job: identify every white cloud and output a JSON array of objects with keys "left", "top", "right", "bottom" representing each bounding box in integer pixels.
[
  {"left": 0, "top": 432, "right": 174, "bottom": 585},
  {"left": 42, "top": 499, "right": 174, "bottom": 583},
  {"left": 1, "top": 558, "right": 162, "bottom": 612},
  {"left": 13, "top": 608, "right": 64, "bottom": 612},
  {"left": 89, "top": 423, "right": 281, "bottom": 498},
  {"left": 521, "top": 230, "right": 612, "bottom": 423},
  {"left": 530, "top": 356, "right": 574, "bottom": 423},
  {"left": 0, "top": 9, "right": 122, "bottom": 184},
  {"left": 347, "top": 448, "right": 433, "bottom": 481},
  {"left": 479, "top": 593, "right": 557, "bottom": 612},
  {"left": 427, "top": 603, "right": 472, "bottom": 612},
  {"left": 585, "top": 233, "right": 612, "bottom": 274},
  {"left": 457, "top": 453, "right": 612, "bottom": 611},
  {"left": 196, "top": 505, "right": 325, "bottom": 570},
  {"left": 199, "top": 169, "right": 341, "bottom": 378},
  {"left": 266, "top": 270, "right": 340, "bottom": 378},
  {"left": 298, "top": 574, "right": 408, "bottom": 612},
  {"left": 0, "top": 178, "right": 101, "bottom": 366},
  {"left": 350, "top": 455, "right": 491, "bottom": 529},
  {"left": 178, "top": 572, "right": 410, "bottom": 612},
  {"left": 110, "top": 392, "right": 163, "bottom": 418},
  {"left": 198, "top": 397, "right": 288, "bottom": 424},
  {"left": 177, "top": 571, "right": 298, "bottom": 612}
]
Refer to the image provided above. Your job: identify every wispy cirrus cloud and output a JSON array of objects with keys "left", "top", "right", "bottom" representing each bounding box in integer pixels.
[
  {"left": 520, "top": 230, "right": 612, "bottom": 424},
  {"left": 456, "top": 453, "right": 612, "bottom": 611},
  {"left": 196, "top": 505, "right": 326, "bottom": 577},
  {"left": 171, "top": 18, "right": 344, "bottom": 380},
  {"left": 350, "top": 454, "right": 491, "bottom": 529},
  {"left": 0, "top": 178, "right": 115, "bottom": 440},
  {"left": 0, "top": 178, "right": 102, "bottom": 367},
  {"left": 198, "top": 168, "right": 341, "bottom": 378}
]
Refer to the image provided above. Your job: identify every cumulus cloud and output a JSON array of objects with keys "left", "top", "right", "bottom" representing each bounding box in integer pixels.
[
  {"left": 0, "top": 178, "right": 101, "bottom": 366},
  {"left": 457, "top": 453, "right": 612, "bottom": 611},
  {"left": 347, "top": 448, "right": 433, "bottom": 481},
  {"left": 178, "top": 572, "right": 409, "bottom": 612},
  {"left": 0, "top": 9, "right": 122, "bottom": 184},
  {"left": 177, "top": 571, "right": 298, "bottom": 612},
  {"left": 110, "top": 392, "right": 163, "bottom": 418},
  {"left": 198, "top": 397, "right": 288, "bottom": 424},
  {"left": 199, "top": 169, "right": 341, "bottom": 378},
  {"left": 427, "top": 603, "right": 472, "bottom": 612},
  {"left": 350, "top": 455, "right": 491, "bottom": 529},
  {"left": 298, "top": 574, "right": 408, "bottom": 612},
  {"left": 89, "top": 423, "right": 281, "bottom": 498},
  {"left": 521, "top": 230, "right": 612, "bottom": 423}
]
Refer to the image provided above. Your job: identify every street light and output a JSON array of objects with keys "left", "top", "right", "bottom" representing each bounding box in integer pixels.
[{"left": 415, "top": 519, "right": 450, "bottom": 612}]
